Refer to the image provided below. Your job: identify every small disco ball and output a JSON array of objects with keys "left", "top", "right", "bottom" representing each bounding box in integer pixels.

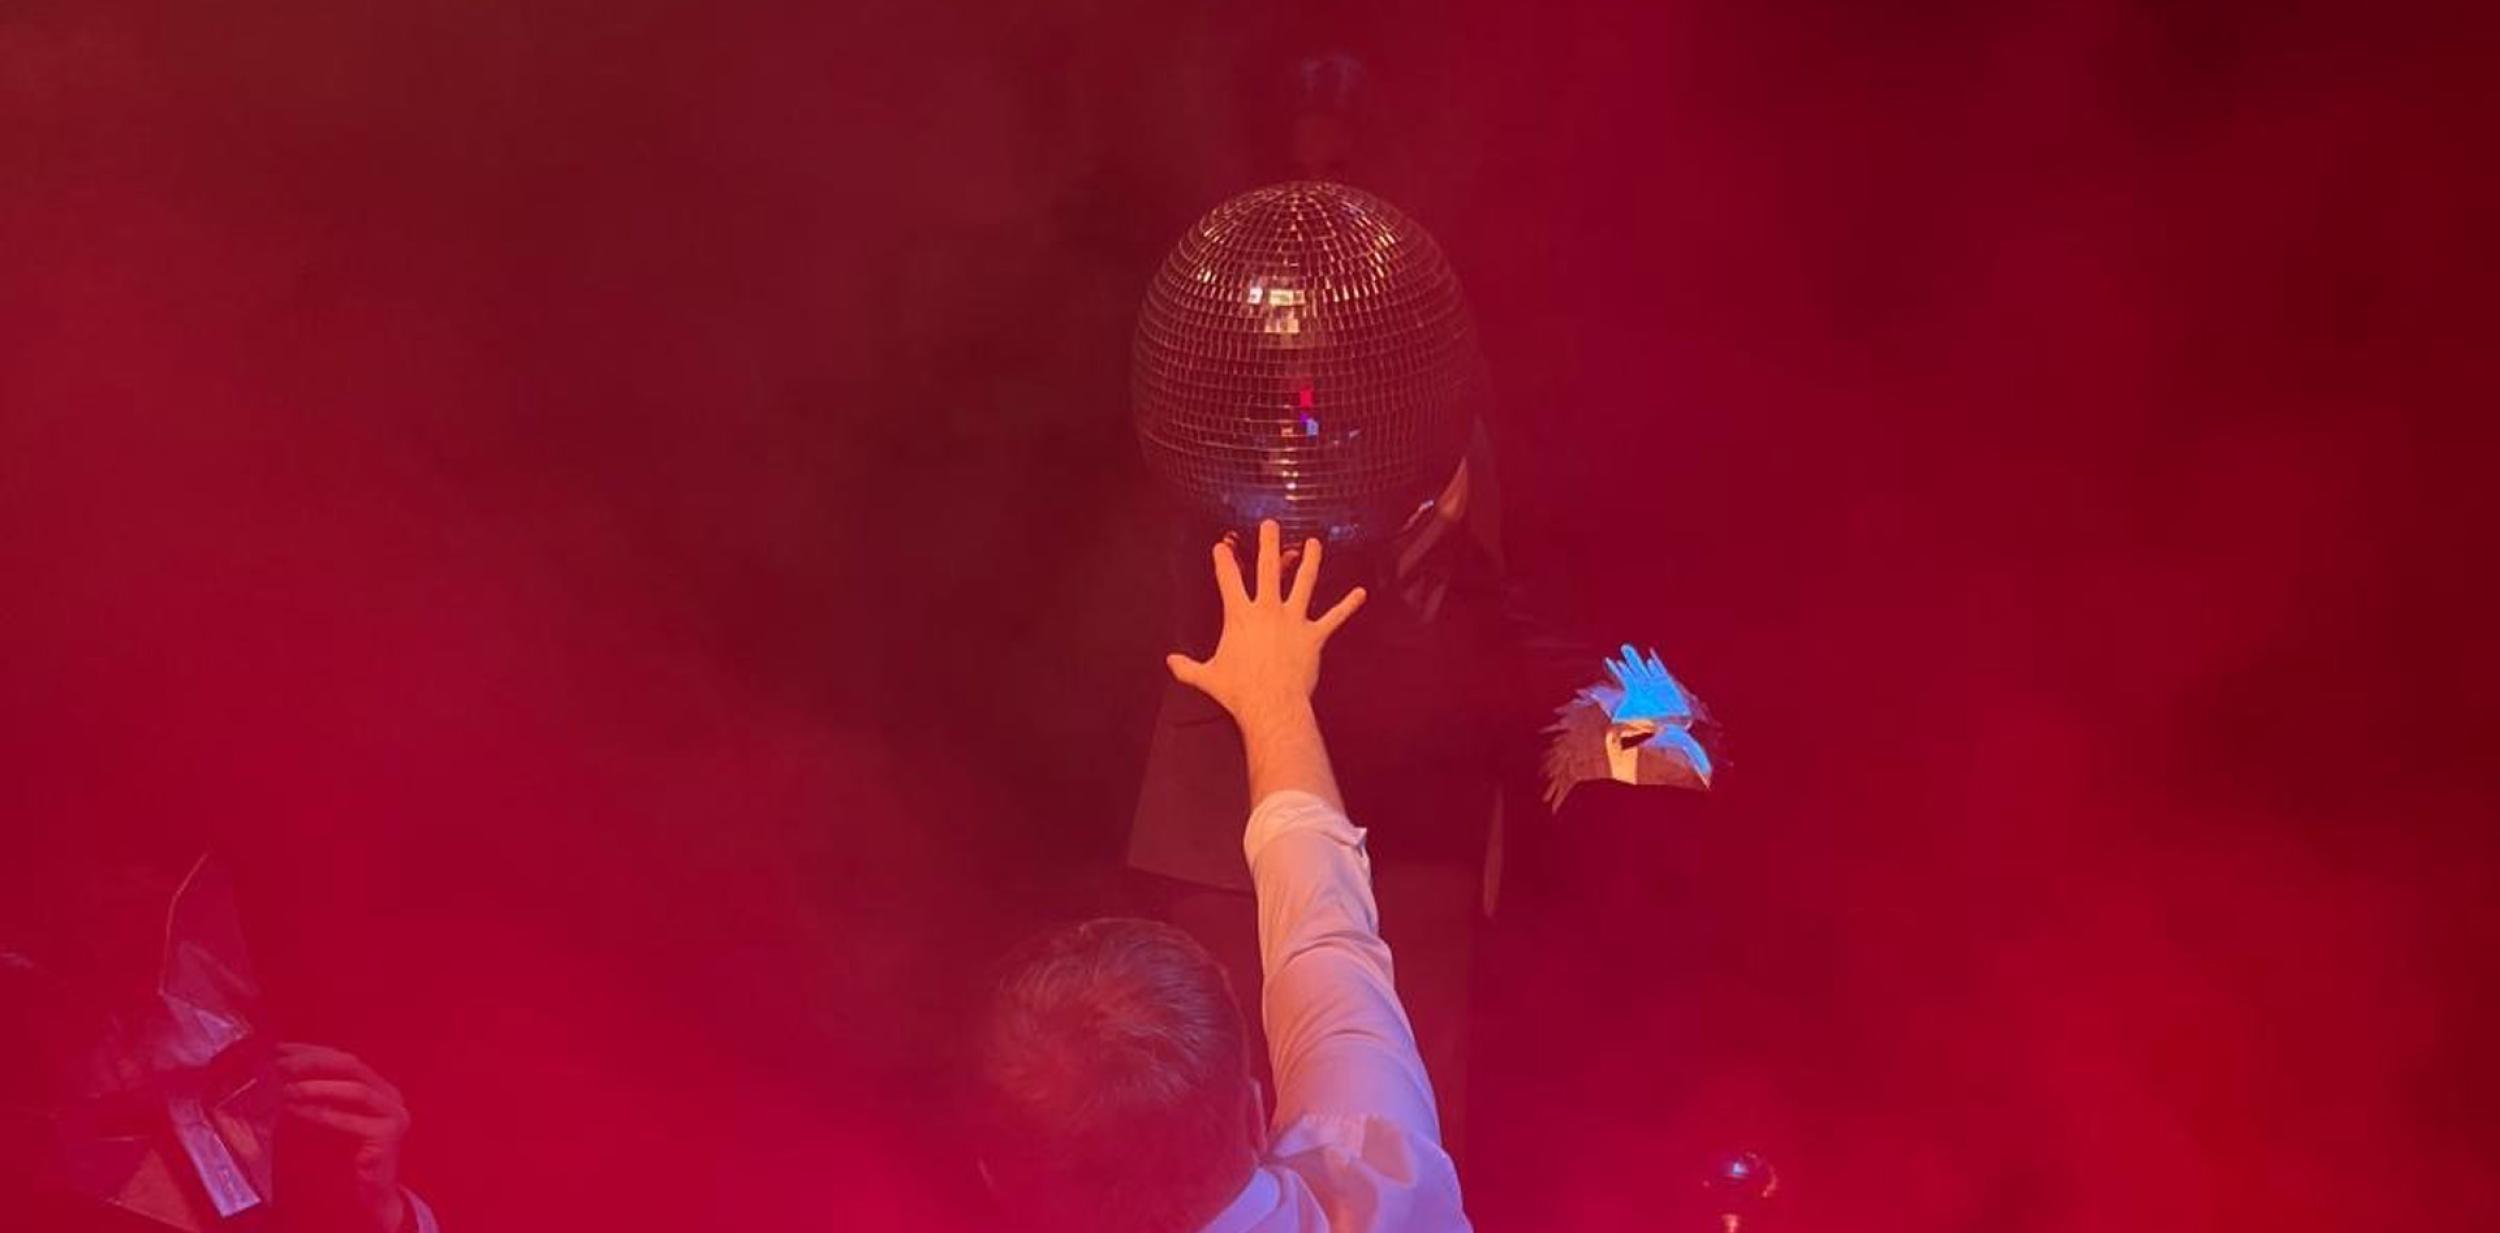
[{"left": 1133, "top": 181, "right": 1480, "bottom": 549}]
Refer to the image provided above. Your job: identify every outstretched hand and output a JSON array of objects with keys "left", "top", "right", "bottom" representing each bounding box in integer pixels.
[{"left": 1166, "top": 519, "right": 1366, "bottom": 730}]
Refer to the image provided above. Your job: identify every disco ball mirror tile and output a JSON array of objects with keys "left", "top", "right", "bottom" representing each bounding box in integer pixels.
[{"left": 1133, "top": 181, "right": 1479, "bottom": 548}]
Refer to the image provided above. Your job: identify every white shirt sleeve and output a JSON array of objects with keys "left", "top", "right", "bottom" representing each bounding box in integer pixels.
[
  {"left": 405, "top": 1188, "right": 441, "bottom": 1233},
  {"left": 1243, "top": 791, "right": 1470, "bottom": 1231}
]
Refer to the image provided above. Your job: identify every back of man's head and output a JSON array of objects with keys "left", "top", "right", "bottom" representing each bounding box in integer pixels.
[{"left": 975, "top": 918, "right": 1258, "bottom": 1233}]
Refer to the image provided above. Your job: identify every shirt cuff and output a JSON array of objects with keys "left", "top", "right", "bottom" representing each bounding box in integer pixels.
[{"left": 1243, "top": 790, "right": 1365, "bottom": 868}]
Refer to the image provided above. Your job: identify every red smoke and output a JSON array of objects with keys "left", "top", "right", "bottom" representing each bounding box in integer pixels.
[{"left": 4, "top": 1, "right": 2491, "bottom": 1229}]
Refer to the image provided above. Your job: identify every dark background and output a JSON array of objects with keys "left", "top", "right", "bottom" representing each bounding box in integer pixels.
[{"left": 4, "top": 0, "right": 2494, "bottom": 1228}]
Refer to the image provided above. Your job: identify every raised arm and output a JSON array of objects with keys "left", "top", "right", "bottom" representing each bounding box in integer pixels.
[
  {"left": 1164, "top": 521, "right": 1447, "bottom": 1143},
  {"left": 1164, "top": 520, "right": 1363, "bottom": 813}
]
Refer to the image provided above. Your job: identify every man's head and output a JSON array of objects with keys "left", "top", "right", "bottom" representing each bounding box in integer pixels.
[{"left": 974, "top": 918, "right": 1262, "bottom": 1233}]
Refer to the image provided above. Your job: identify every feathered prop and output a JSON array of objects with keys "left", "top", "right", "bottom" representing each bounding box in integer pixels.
[{"left": 1541, "top": 644, "right": 1717, "bottom": 811}]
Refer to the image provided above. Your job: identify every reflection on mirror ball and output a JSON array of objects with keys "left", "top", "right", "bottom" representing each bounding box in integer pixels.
[{"left": 1133, "top": 181, "right": 1480, "bottom": 548}]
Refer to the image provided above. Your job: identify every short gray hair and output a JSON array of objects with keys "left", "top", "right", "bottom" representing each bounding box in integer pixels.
[{"left": 974, "top": 918, "right": 1252, "bottom": 1233}]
